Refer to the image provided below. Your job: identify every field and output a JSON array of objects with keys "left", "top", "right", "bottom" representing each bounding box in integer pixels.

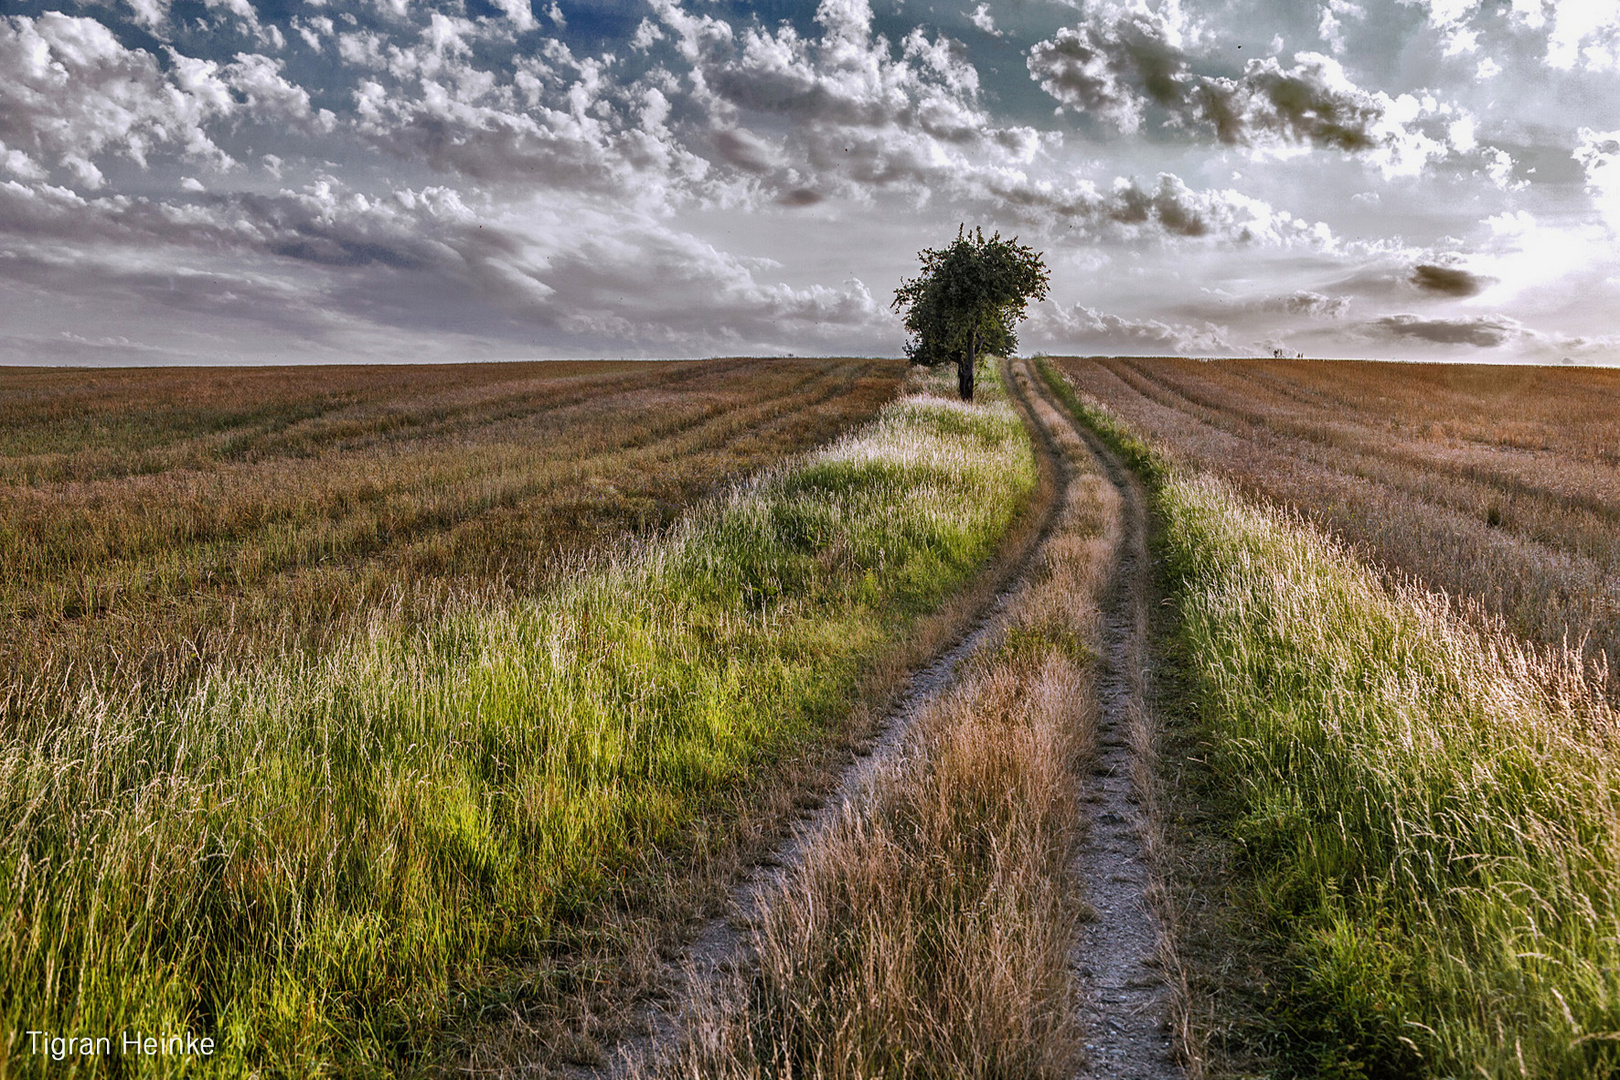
[
  {"left": 10, "top": 351, "right": 1620, "bottom": 1080},
  {"left": 1043, "top": 357, "right": 1620, "bottom": 1079},
  {"left": 0, "top": 358, "right": 1056, "bottom": 1074},
  {"left": 1052, "top": 356, "right": 1620, "bottom": 675},
  {"left": 0, "top": 359, "right": 899, "bottom": 724}
]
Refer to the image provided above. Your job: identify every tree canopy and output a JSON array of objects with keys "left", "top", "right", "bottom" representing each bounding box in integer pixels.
[{"left": 892, "top": 226, "right": 1050, "bottom": 401}]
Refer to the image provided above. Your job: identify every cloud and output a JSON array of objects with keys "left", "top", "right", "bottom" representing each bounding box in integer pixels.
[
  {"left": 1256, "top": 289, "right": 1352, "bottom": 317},
  {"left": 966, "top": 5, "right": 1001, "bottom": 37},
  {"left": 1192, "top": 53, "right": 1382, "bottom": 152},
  {"left": 1401, "top": 0, "right": 1620, "bottom": 72},
  {"left": 1031, "top": 301, "right": 1234, "bottom": 355},
  {"left": 0, "top": 171, "right": 894, "bottom": 357},
  {"left": 2, "top": 0, "right": 1612, "bottom": 367},
  {"left": 967, "top": 170, "right": 1341, "bottom": 249},
  {"left": 646, "top": 0, "right": 1024, "bottom": 203},
  {"left": 777, "top": 187, "right": 823, "bottom": 206},
  {"left": 347, "top": 38, "right": 710, "bottom": 206},
  {"left": 712, "top": 128, "right": 777, "bottom": 173},
  {"left": 1317, "top": 0, "right": 1364, "bottom": 55},
  {"left": 1027, "top": 13, "right": 1479, "bottom": 177},
  {"left": 1026, "top": 12, "right": 1189, "bottom": 133},
  {"left": 1410, "top": 262, "right": 1489, "bottom": 296},
  {"left": 1371, "top": 312, "right": 1524, "bottom": 347},
  {"left": 1575, "top": 127, "right": 1620, "bottom": 229},
  {"left": 0, "top": 14, "right": 318, "bottom": 188}
]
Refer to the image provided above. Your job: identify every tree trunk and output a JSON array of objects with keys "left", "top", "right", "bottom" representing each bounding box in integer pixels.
[{"left": 958, "top": 334, "right": 977, "bottom": 401}]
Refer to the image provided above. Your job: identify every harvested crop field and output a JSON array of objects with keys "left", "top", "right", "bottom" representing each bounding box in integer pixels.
[
  {"left": 0, "top": 357, "right": 1068, "bottom": 1077},
  {"left": 1052, "top": 356, "right": 1620, "bottom": 674},
  {"left": 0, "top": 358, "right": 900, "bottom": 722},
  {"left": 15, "top": 350, "right": 1617, "bottom": 1080}
]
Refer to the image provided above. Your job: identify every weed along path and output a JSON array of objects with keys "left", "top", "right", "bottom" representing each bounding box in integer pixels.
[{"left": 1029, "top": 361, "right": 1182, "bottom": 1080}]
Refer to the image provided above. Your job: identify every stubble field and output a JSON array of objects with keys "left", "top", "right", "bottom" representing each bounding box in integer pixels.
[
  {"left": 12, "top": 350, "right": 1620, "bottom": 1080},
  {"left": 1053, "top": 356, "right": 1620, "bottom": 673},
  {"left": 0, "top": 358, "right": 899, "bottom": 724}
]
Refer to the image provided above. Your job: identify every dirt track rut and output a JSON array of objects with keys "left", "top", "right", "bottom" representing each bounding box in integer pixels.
[
  {"left": 569, "top": 362, "right": 1069, "bottom": 1078},
  {"left": 1023, "top": 364, "right": 1181, "bottom": 1079}
]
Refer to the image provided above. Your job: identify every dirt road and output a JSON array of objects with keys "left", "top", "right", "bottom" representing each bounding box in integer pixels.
[
  {"left": 564, "top": 360, "right": 1182, "bottom": 1078},
  {"left": 1022, "top": 361, "right": 1182, "bottom": 1079}
]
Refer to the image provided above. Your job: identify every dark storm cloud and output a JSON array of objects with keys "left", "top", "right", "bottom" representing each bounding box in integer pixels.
[
  {"left": 1373, "top": 313, "right": 1523, "bottom": 347},
  {"left": 1410, "top": 263, "right": 1490, "bottom": 297},
  {"left": 976, "top": 171, "right": 1336, "bottom": 246},
  {"left": 1192, "top": 55, "right": 1383, "bottom": 151},
  {"left": 713, "top": 128, "right": 776, "bottom": 172},
  {"left": 777, "top": 187, "right": 823, "bottom": 206}
]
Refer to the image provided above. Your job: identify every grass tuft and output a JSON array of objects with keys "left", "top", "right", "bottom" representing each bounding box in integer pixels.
[{"left": 675, "top": 360, "right": 1114, "bottom": 1079}]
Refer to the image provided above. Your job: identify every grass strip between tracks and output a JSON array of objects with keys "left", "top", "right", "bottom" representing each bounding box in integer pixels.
[
  {"left": 1041, "top": 359, "right": 1620, "bottom": 1079},
  {"left": 0, "top": 372, "right": 1034, "bottom": 1075},
  {"left": 676, "top": 361, "right": 1114, "bottom": 1078}
]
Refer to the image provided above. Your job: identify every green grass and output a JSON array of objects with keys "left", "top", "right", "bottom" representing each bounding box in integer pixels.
[
  {"left": 1161, "top": 474, "right": 1620, "bottom": 1078},
  {"left": 0, "top": 378, "right": 1035, "bottom": 1076},
  {"left": 1041, "top": 360, "right": 1620, "bottom": 1078}
]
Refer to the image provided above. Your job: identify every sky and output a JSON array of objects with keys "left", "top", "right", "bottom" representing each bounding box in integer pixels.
[{"left": 2, "top": 0, "right": 1619, "bottom": 365}]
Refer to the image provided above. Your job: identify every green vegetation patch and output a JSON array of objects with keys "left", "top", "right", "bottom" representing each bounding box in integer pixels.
[
  {"left": 1159, "top": 471, "right": 1620, "bottom": 1079},
  {"left": 0, "top": 382, "right": 1034, "bottom": 1075}
]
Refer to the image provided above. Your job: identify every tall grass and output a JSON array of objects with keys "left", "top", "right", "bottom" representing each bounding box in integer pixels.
[
  {"left": 1162, "top": 471, "right": 1620, "bottom": 1077},
  {"left": 0, "top": 382, "right": 1033, "bottom": 1075},
  {"left": 677, "top": 361, "right": 1114, "bottom": 1078},
  {"left": 0, "top": 359, "right": 899, "bottom": 724}
]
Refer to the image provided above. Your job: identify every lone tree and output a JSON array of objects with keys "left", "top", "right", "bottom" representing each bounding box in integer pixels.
[{"left": 892, "top": 225, "right": 1050, "bottom": 401}]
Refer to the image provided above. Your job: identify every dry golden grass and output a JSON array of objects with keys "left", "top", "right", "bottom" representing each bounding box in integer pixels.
[
  {"left": 1053, "top": 356, "right": 1620, "bottom": 677},
  {"left": 0, "top": 358, "right": 901, "bottom": 723},
  {"left": 671, "top": 360, "right": 1117, "bottom": 1078}
]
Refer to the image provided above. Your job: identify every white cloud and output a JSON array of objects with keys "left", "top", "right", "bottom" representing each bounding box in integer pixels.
[
  {"left": 966, "top": 4, "right": 1001, "bottom": 37},
  {"left": 1403, "top": 0, "right": 1620, "bottom": 72},
  {"left": 1030, "top": 301, "right": 1235, "bottom": 355},
  {"left": 1027, "top": 14, "right": 1477, "bottom": 179},
  {"left": 1317, "top": 0, "right": 1363, "bottom": 55},
  {"left": 630, "top": 19, "right": 665, "bottom": 52},
  {"left": 0, "top": 14, "right": 321, "bottom": 189},
  {"left": 1575, "top": 126, "right": 1620, "bottom": 230},
  {"left": 1026, "top": 12, "right": 1188, "bottom": 133}
]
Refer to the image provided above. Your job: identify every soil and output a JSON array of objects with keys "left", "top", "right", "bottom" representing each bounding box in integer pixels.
[{"left": 1031, "top": 365, "right": 1182, "bottom": 1080}]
